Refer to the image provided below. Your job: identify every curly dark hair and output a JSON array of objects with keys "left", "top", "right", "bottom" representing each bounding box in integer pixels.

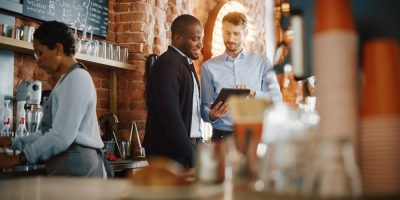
[{"left": 33, "top": 20, "right": 75, "bottom": 56}]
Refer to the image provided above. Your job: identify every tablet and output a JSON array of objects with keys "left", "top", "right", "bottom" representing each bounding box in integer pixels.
[{"left": 211, "top": 88, "right": 251, "bottom": 109}]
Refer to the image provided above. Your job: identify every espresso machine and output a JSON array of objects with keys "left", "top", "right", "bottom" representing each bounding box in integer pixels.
[{"left": 16, "top": 80, "right": 43, "bottom": 133}]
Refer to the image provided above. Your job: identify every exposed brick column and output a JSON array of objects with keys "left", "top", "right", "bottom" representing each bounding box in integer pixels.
[
  {"left": 115, "top": 0, "right": 168, "bottom": 153},
  {"left": 114, "top": 0, "right": 193, "bottom": 157}
]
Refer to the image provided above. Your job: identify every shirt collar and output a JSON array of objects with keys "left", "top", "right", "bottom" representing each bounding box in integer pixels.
[
  {"left": 224, "top": 48, "right": 247, "bottom": 61},
  {"left": 170, "top": 45, "right": 193, "bottom": 64}
]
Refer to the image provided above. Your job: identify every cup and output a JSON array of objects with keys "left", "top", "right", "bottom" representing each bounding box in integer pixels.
[
  {"left": 98, "top": 41, "right": 107, "bottom": 58},
  {"left": 304, "top": 139, "right": 362, "bottom": 198},
  {"left": 22, "top": 26, "right": 35, "bottom": 42},
  {"left": 119, "top": 141, "right": 131, "bottom": 159},
  {"left": 83, "top": 40, "right": 93, "bottom": 55},
  {"left": 106, "top": 43, "right": 113, "bottom": 60},
  {"left": 138, "top": 147, "right": 146, "bottom": 158},
  {"left": 14, "top": 26, "right": 22, "bottom": 40},
  {"left": 121, "top": 47, "right": 128, "bottom": 63},
  {"left": 196, "top": 142, "right": 225, "bottom": 184},
  {"left": 91, "top": 40, "right": 100, "bottom": 57},
  {"left": 1, "top": 24, "right": 14, "bottom": 38},
  {"left": 113, "top": 45, "right": 121, "bottom": 61},
  {"left": 228, "top": 97, "right": 270, "bottom": 181},
  {"left": 362, "top": 39, "right": 400, "bottom": 117},
  {"left": 233, "top": 123, "right": 264, "bottom": 183}
]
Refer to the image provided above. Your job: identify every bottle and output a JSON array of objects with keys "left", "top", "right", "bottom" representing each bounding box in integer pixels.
[
  {"left": 280, "top": 64, "right": 298, "bottom": 106},
  {"left": 15, "top": 101, "right": 29, "bottom": 137},
  {"left": 0, "top": 100, "right": 12, "bottom": 137}
]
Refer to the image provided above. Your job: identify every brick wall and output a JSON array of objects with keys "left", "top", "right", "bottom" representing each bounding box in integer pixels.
[{"left": 115, "top": 0, "right": 267, "bottom": 123}]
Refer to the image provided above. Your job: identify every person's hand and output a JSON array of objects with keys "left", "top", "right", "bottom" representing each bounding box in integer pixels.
[
  {"left": 209, "top": 101, "right": 228, "bottom": 121},
  {"left": 235, "top": 83, "right": 256, "bottom": 98},
  {"left": 0, "top": 136, "right": 12, "bottom": 148}
]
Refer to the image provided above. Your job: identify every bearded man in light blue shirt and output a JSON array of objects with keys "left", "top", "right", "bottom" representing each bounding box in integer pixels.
[{"left": 201, "top": 12, "right": 282, "bottom": 142}]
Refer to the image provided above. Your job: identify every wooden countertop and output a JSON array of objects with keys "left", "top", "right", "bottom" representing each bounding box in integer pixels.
[
  {"left": 0, "top": 177, "right": 398, "bottom": 200},
  {"left": 0, "top": 160, "right": 148, "bottom": 178},
  {"left": 0, "top": 177, "right": 225, "bottom": 200}
]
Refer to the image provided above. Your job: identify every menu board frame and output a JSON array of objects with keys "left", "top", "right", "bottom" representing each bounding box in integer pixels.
[{"left": 22, "top": 0, "right": 108, "bottom": 37}]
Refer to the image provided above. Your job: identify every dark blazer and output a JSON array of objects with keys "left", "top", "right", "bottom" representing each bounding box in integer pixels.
[{"left": 143, "top": 46, "right": 199, "bottom": 168}]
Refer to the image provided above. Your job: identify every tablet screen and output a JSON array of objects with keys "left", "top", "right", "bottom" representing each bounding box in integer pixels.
[{"left": 211, "top": 88, "right": 251, "bottom": 109}]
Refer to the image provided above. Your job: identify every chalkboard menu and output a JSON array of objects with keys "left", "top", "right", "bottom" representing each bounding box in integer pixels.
[{"left": 23, "top": 0, "right": 108, "bottom": 37}]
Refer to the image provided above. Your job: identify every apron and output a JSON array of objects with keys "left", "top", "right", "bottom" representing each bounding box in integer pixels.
[{"left": 42, "top": 63, "right": 113, "bottom": 177}]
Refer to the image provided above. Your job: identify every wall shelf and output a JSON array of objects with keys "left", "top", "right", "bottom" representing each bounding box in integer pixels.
[
  {"left": 0, "top": 36, "right": 33, "bottom": 54},
  {"left": 0, "top": 36, "right": 134, "bottom": 71}
]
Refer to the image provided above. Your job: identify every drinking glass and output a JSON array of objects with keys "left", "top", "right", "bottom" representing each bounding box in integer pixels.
[
  {"left": 14, "top": 26, "right": 22, "bottom": 40},
  {"left": 86, "top": 27, "right": 100, "bottom": 57},
  {"left": 1, "top": 24, "right": 14, "bottom": 38},
  {"left": 91, "top": 40, "right": 100, "bottom": 57},
  {"left": 72, "top": 22, "right": 83, "bottom": 54},
  {"left": 257, "top": 103, "right": 314, "bottom": 194},
  {"left": 119, "top": 141, "right": 131, "bottom": 160},
  {"left": 78, "top": 25, "right": 89, "bottom": 54},
  {"left": 98, "top": 41, "right": 107, "bottom": 59},
  {"left": 121, "top": 47, "right": 129, "bottom": 63},
  {"left": 22, "top": 26, "right": 35, "bottom": 42},
  {"left": 304, "top": 139, "right": 362, "bottom": 198},
  {"left": 106, "top": 43, "right": 113, "bottom": 60},
  {"left": 83, "top": 26, "right": 94, "bottom": 55},
  {"left": 113, "top": 45, "right": 121, "bottom": 62}
]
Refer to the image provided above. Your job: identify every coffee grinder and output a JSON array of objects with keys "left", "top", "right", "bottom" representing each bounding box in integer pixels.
[{"left": 16, "top": 80, "right": 43, "bottom": 133}]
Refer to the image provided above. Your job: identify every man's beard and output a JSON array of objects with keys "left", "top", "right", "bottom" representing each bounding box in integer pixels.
[{"left": 225, "top": 42, "right": 240, "bottom": 52}]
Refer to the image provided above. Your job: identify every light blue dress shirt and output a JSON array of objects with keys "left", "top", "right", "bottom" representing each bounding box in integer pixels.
[{"left": 201, "top": 49, "right": 282, "bottom": 131}]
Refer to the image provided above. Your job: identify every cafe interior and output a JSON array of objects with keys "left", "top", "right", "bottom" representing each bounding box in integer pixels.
[{"left": 0, "top": 0, "right": 399, "bottom": 199}]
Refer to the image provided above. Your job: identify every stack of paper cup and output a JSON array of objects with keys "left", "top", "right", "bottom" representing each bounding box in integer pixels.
[
  {"left": 360, "top": 39, "right": 400, "bottom": 195},
  {"left": 313, "top": 2, "right": 361, "bottom": 197},
  {"left": 313, "top": 0, "right": 358, "bottom": 140}
]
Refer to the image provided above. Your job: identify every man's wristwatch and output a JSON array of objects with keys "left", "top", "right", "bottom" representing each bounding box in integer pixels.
[{"left": 19, "top": 152, "right": 27, "bottom": 164}]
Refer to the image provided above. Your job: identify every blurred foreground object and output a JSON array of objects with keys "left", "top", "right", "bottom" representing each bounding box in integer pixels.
[
  {"left": 258, "top": 102, "right": 319, "bottom": 195},
  {"left": 277, "top": 64, "right": 316, "bottom": 110},
  {"left": 313, "top": 0, "right": 359, "bottom": 141},
  {"left": 305, "top": 139, "right": 362, "bottom": 198},
  {"left": 228, "top": 97, "right": 272, "bottom": 183},
  {"left": 360, "top": 39, "right": 400, "bottom": 195},
  {"left": 129, "top": 157, "right": 192, "bottom": 186}
]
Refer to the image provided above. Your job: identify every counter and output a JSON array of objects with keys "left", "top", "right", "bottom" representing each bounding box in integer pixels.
[
  {"left": 0, "top": 177, "right": 225, "bottom": 200},
  {"left": 110, "top": 159, "right": 148, "bottom": 172},
  {"left": 1, "top": 177, "right": 397, "bottom": 200},
  {"left": 110, "top": 159, "right": 148, "bottom": 177},
  {"left": 0, "top": 159, "right": 148, "bottom": 178}
]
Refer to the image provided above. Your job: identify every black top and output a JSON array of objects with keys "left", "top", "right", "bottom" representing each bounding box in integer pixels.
[{"left": 143, "top": 46, "right": 198, "bottom": 168}]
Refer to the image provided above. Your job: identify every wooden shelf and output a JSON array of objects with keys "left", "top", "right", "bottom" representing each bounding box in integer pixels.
[
  {"left": 75, "top": 53, "right": 134, "bottom": 70},
  {"left": 0, "top": 35, "right": 34, "bottom": 54},
  {"left": 0, "top": 36, "right": 134, "bottom": 71}
]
